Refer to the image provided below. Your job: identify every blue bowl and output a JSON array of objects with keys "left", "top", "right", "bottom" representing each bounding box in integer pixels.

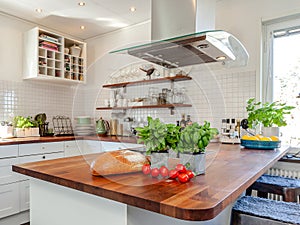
[{"left": 241, "top": 139, "right": 281, "bottom": 150}]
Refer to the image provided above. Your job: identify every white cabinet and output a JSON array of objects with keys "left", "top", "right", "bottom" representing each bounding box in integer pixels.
[
  {"left": 0, "top": 183, "right": 19, "bottom": 218},
  {"left": 19, "top": 142, "right": 64, "bottom": 156},
  {"left": 19, "top": 181, "right": 29, "bottom": 212},
  {"left": 64, "top": 140, "right": 83, "bottom": 157},
  {"left": 0, "top": 157, "right": 20, "bottom": 185},
  {"left": 23, "top": 27, "right": 87, "bottom": 84},
  {"left": 0, "top": 145, "right": 18, "bottom": 159}
]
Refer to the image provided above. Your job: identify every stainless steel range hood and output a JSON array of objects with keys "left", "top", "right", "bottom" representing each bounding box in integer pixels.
[{"left": 110, "top": 0, "right": 249, "bottom": 68}]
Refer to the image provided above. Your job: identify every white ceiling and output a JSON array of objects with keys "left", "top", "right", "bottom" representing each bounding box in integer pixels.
[{"left": 0, "top": 0, "right": 151, "bottom": 40}]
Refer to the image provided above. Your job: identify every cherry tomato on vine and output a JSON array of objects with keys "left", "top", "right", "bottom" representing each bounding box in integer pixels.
[
  {"left": 159, "top": 166, "right": 169, "bottom": 177},
  {"left": 168, "top": 169, "right": 179, "bottom": 179},
  {"left": 151, "top": 168, "right": 160, "bottom": 178},
  {"left": 178, "top": 173, "right": 190, "bottom": 183},
  {"left": 186, "top": 170, "right": 195, "bottom": 179},
  {"left": 175, "top": 164, "right": 187, "bottom": 173},
  {"left": 142, "top": 164, "right": 151, "bottom": 175}
]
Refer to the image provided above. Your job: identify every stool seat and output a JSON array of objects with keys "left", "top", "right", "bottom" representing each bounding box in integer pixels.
[
  {"left": 231, "top": 196, "right": 300, "bottom": 225},
  {"left": 246, "top": 174, "right": 300, "bottom": 202}
]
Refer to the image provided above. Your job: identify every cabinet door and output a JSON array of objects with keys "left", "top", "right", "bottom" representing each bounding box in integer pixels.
[
  {"left": 64, "top": 140, "right": 83, "bottom": 157},
  {"left": 0, "top": 157, "right": 20, "bottom": 185},
  {"left": 100, "top": 141, "right": 144, "bottom": 152},
  {"left": 82, "top": 140, "right": 102, "bottom": 154},
  {"left": 19, "top": 180, "right": 30, "bottom": 212},
  {"left": 0, "top": 183, "right": 19, "bottom": 218},
  {"left": 19, "top": 142, "right": 64, "bottom": 156}
]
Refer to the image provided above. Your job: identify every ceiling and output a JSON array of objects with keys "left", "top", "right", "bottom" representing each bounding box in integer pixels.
[{"left": 0, "top": 0, "right": 151, "bottom": 40}]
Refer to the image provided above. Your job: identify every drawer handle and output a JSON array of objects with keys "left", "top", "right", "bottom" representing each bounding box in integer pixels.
[
  {"left": 42, "top": 156, "right": 46, "bottom": 159},
  {"left": 42, "top": 147, "right": 45, "bottom": 149}
]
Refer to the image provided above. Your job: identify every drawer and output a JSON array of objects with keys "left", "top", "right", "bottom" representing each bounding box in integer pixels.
[
  {"left": 19, "top": 142, "right": 64, "bottom": 156},
  {"left": 0, "top": 183, "right": 19, "bottom": 219},
  {"left": 19, "top": 152, "right": 64, "bottom": 180},
  {"left": 64, "top": 140, "right": 83, "bottom": 157},
  {"left": 0, "top": 145, "right": 18, "bottom": 159},
  {"left": 0, "top": 157, "right": 20, "bottom": 185}
]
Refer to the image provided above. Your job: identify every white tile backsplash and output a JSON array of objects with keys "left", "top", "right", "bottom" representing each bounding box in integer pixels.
[{"left": 0, "top": 80, "right": 85, "bottom": 127}]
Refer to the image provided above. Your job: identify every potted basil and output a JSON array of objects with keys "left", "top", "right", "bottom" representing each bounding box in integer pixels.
[
  {"left": 246, "top": 98, "right": 295, "bottom": 137},
  {"left": 136, "top": 117, "right": 172, "bottom": 168},
  {"left": 177, "top": 121, "right": 217, "bottom": 175},
  {"left": 13, "top": 116, "right": 39, "bottom": 137}
]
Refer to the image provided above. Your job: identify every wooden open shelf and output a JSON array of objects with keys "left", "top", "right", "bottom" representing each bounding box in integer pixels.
[
  {"left": 102, "top": 75, "right": 192, "bottom": 88},
  {"left": 96, "top": 104, "right": 192, "bottom": 110}
]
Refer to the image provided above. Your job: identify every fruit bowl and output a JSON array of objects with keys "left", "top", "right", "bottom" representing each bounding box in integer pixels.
[{"left": 241, "top": 139, "right": 281, "bottom": 150}]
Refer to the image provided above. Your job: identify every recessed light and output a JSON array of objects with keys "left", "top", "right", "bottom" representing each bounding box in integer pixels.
[
  {"left": 129, "top": 6, "right": 136, "bottom": 12},
  {"left": 35, "top": 8, "right": 43, "bottom": 13},
  {"left": 80, "top": 25, "right": 85, "bottom": 30},
  {"left": 216, "top": 56, "right": 226, "bottom": 61},
  {"left": 78, "top": 2, "right": 86, "bottom": 6}
]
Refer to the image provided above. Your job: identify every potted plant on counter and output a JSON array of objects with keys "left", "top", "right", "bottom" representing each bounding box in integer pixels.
[
  {"left": 177, "top": 121, "right": 218, "bottom": 175},
  {"left": 13, "top": 116, "right": 40, "bottom": 137},
  {"left": 246, "top": 98, "right": 295, "bottom": 137},
  {"left": 136, "top": 117, "right": 169, "bottom": 168}
]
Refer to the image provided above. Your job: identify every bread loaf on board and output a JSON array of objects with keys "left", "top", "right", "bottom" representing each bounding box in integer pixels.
[{"left": 90, "top": 150, "right": 148, "bottom": 176}]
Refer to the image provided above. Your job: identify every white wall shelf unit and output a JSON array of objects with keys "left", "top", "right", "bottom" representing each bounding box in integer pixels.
[{"left": 23, "top": 27, "right": 87, "bottom": 84}]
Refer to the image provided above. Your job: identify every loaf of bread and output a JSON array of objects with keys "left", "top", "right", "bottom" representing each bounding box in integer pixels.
[{"left": 90, "top": 150, "right": 148, "bottom": 176}]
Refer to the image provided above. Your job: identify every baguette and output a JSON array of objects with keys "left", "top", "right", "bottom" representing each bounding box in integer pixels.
[{"left": 90, "top": 150, "right": 148, "bottom": 176}]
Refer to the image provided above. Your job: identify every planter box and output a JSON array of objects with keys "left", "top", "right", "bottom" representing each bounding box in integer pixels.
[
  {"left": 150, "top": 151, "right": 169, "bottom": 169},
  {"left": 179, "top": 152, "right": 205, "bottom": 175},
  {"left": 14, "top": 128, "right": 40, "bottom": 137}
]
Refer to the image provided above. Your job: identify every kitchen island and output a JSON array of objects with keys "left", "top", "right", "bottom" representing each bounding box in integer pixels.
[{"left": 12, "top": 143, "right": 288, "bottom": 225}]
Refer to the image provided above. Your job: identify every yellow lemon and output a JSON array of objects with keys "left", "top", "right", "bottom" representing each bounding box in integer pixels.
[
  {"left": 241, "top": 135, "right": 251, "bottom": 140},
  {"left": 270, "top": 136, "right": 279, "bottom": 141},
  {"left": 248, "top": 136, "right": 259, "bottom": 141},
  {"left": 260, "top": 137, "right": 272, "bottom": 141},
  {"left": 255, "top": 134, "right": 264, "bottom": 140}
]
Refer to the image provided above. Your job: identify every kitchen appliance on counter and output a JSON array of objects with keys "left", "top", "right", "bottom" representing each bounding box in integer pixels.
[
  {"left": 220, "top": 118, "right": 241, "bottom": 144},
  {"left": 96, "top": 117, "right": 110, "bottom": 136}
]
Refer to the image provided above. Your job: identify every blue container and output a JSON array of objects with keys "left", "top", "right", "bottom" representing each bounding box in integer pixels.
[{"left": 241, "top": 139, "right": 281, "bottom": 150}]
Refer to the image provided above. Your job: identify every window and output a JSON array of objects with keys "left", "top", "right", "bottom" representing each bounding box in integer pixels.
[{"left": 262, "top": 16, "right": 300, "bottom": 146}]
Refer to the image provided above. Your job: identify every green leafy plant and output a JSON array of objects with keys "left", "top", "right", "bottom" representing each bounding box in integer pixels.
[
  {"left": 13, "top": 116, "right": 35, "bottom": 128},
  {"left": 246, "top": 98, "right": 295, "bottom": 128},
  {"left": 136, "top": 117, "right": 168, "bottom": 154},
  {"left": 165, "top": 123, "right": 181, "bottom": 150},
  {"left": 177, "top": 121, "right": 218, "bottom": 153}
]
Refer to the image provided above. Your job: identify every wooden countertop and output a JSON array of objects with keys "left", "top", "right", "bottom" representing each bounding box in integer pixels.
[
  {"left": 12, "top": 144, "right": 289, "bottom": 221},
  {"left": 0, "top": 135, "right": 138, "bottom": 146}
]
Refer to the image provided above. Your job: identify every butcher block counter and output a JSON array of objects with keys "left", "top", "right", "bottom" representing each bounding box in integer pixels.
[{"left": 12, "top": 144, "right": 289, "bottom": 225}]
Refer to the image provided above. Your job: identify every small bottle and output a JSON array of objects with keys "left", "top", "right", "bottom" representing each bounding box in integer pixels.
[
  {"left": 235, "top": 119, "right": 241, "bottom": 138},
  {"left": 180, "top": 114, "right": 186, "bottom": 129},
  {"left": 186, "top": 115, "right": 193, "bottom": 126}
]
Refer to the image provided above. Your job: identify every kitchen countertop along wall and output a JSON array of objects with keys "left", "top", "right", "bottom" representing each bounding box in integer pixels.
[{"left": 0, "top": 135, "right": 138, "bottom": 146}]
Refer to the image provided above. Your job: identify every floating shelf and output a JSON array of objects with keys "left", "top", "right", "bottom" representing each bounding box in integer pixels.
[
  {"left": 102, "top": 75, "right": 192, "bottom": 88},
  {"left": 96, "top": 104, "right": 192, "bottom": 111}
]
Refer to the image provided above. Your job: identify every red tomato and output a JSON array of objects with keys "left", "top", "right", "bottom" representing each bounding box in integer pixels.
[
  {"left": 178, "top": 173, "right": 190, "bottom": 183},
  {"left": 142, "top": 164, "right": 151, "bottom": 175},
  {"left": 186, "top": 170, "right": 195, "bottom": 179},
  {"left": 159, "top": 166, "right": 169, "bottom": 177},
  {"left": 151, "top": 168, "right": 160, "bottom": 178},
  {"left": 175, "top": 164, "right": 187, "bottom": 173},
  {"left": 168, "top": 169, "right": 179, "bottom": 179}
]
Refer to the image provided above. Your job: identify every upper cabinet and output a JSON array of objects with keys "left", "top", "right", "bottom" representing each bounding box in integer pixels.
[{"left": 23, "top": 27, "right": 87, "bottom": 84}]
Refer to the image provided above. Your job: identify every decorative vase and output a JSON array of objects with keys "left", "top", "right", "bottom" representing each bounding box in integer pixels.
[
  {"left": 150, "top": 151, "right": 169, "bottom": 169},
  {"left": 261, "top": 127, "right": 280, "bottom": 137},
  {"left": 179, "top": 152, "right": 206, "bottom": 175}
]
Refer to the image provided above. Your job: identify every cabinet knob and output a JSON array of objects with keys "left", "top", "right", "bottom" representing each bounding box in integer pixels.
[
  {"left": 42, "top": 156, "right": 46, "bottom": 159},
  {"left": 42, "top": 147, "right": 45, "bottom": 149}
]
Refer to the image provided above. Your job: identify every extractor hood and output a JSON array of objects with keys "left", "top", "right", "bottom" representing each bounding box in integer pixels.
[{"left": 110, "top": 0, "right": 249, "bottom": 68}]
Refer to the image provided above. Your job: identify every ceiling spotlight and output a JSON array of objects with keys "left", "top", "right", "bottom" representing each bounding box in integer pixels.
[
  {"left": 216, "top": 56, "right": 226, "bottom": 61},
  {"left": 35, "top": 8, "right": 43, "bottom": 13},
  {"left": 80, "top": 25, "right": 85, "bottom": 30},
  {"left": 129, "top": 6, "right": 136, "bottom": 12},
  {"left": 78, "top": 2, "right": 86, "bottom": 6}
]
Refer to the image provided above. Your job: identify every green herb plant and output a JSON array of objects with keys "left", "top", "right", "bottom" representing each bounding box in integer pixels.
[
  {"left": 177, "top": 121, "right": 218, "bottom": 154},
  {"left": 13, "top": 116, "right": 35, "bottom": 128},
  {"left": 246, "top": 98, "right": 295, "bottom": 128},
  {"left": 136, "top": 117, "right": 168, "bottom": 154}
]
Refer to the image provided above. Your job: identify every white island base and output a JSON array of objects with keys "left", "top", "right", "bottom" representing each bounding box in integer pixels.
[{"left": 30, "top": 179, "right": 233, "bottom": 225}]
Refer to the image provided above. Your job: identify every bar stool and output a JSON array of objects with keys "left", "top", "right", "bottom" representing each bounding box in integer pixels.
[
  {"left": 231, "top": 196, "right": 300, "bottom": 225},
  {"left": 246, "top": 174, "right": 300, "bottom": 202}
]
